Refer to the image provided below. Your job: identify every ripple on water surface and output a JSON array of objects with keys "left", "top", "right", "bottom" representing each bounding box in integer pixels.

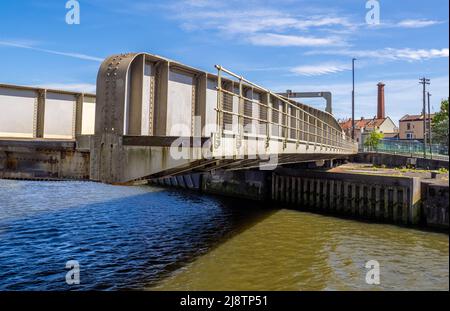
[
  {"left": 0, "top": 180, "right": 448, "bottom": 291},
  {"left": 152, "top": 210, "right": 449, "bottom": 291},
  {"left": 0, "top": 180, "right": 266, "bottom": 290}
]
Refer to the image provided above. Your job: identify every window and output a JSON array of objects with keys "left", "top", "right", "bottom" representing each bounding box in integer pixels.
[
  {"left": 406, "top": 133, "right": 413, "bottom": 139},
  {"left": 407, "top": 123, "right": 411, "bottom": 130}
]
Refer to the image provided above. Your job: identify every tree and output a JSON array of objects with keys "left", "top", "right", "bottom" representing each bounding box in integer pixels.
[
  {"left": 364, "top": 130, "right": 384, "bottom": 151},
  {"left": 432, "top": 99, "right": 449, "bottom": 149}
]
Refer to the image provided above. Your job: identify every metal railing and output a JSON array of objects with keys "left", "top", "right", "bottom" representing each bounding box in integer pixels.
[
  {"left": 362, "top": 139, "right": 449, "bottom": 161},
  {"left": 214, "top": 65, "right": 357, "bottom": 153}
]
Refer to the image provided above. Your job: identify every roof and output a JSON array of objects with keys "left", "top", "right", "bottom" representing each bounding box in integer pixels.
[
  {"left": 365, "top": 118, "right": 386, "bottom": 129},
  {"left": 339, "top": 117, "right": 387, "bottom": 130},
  {"left": 383, "top": 132, "right": 399, "bottom": 139},
  {"left": 400, "top": 114, "right": 435, "bottom": 122}
]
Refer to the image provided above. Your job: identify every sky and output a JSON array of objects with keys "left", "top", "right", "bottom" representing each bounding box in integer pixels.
[{"left": 0, "top": 0, "right": 448, "bottom": 124}]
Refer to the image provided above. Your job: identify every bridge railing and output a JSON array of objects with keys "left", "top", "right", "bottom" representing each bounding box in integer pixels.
[
  {"left": 362, "top": 139, "right": 449, "bottom": 161},
  {"left": 214, "top": 65, "right": 356, "bottom": 153},
  {"left": 0, "top": 83, "right": 96, "bottom": 140}
]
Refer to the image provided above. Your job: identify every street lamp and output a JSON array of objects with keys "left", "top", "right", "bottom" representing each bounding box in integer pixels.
[{"left": 352, "top": 58, "right": 357, "bottom": 140}]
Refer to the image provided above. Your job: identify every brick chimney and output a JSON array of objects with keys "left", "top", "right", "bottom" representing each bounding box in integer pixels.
[{"left": 377, "top": 82, "right": 385, "bottom": 119}]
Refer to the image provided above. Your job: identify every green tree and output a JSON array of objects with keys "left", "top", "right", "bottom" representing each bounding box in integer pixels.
[
  {"left": 432, "top": 99, "right": 449, "bottom": 149},
  {"left": 364, "top": 130, "right": 384, "bottom": 151}
]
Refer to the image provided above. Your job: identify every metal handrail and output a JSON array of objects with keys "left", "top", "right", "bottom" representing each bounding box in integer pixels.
[
  {"left": 214, "top": 65, "right": 356, "bottom": 152},
  {"left": 363, "top": 147, "right": 449, "bottom": 161}
]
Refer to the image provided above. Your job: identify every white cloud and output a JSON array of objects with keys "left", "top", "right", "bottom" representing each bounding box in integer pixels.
[
  {"left": 163, "top": 1, "right": 352, "bottom": 46},
  {"left": 175, "top": 9, "right": 353, "bottom": 35},
  {"left": 270, "top": 76, "right": 449, "bottom": 124},
  {"left": 307, "top": 48, "right": 449, "bottom": 62},
  {"left": 369, "top": 19, "right": 445, "bottom": 29},
  {"left": 183, "top": 0, "right": 215, "bottom": 7},
  {"left": 290, "top": 63, "right": 351, "bottom": 76},
  {"left": 0, "top": 39, "right": 104, "bottom": 62},
  {"left": 294, "top": 16, "right": 353, "bottom": 29},
  {"left": 392, "top": 48, "right": 449, "bottom": 61},
  {"left": 248, "top": 33, "right": 340, "bottom": 47},
  {"left": 397, "top": 19, "right": 442, "bottom": 28},
  {"left": 0, "top": 39, "right": 40, "bottom": 47}
]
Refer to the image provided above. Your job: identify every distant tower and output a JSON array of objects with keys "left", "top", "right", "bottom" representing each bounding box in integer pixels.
[{"left": 377, "top": 82, "right": 385, "bottom": 119}]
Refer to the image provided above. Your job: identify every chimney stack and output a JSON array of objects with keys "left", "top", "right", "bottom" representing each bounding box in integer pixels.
[{"left": 377, "top": 82, "right": 385, "bottom": 119}]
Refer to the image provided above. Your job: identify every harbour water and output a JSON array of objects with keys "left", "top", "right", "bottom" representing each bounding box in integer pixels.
[{"left": 0, "top": 180, "right": 448, "bottom": 291}]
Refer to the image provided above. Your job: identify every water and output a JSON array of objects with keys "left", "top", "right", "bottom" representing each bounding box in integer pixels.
[{"left": 0, "top": 180, "right": 448, "bottom": 291}]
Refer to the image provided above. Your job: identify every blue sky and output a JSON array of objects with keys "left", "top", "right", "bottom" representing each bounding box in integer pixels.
[{"left": 0, "top": 0, "right": 448, "bottom": 124}]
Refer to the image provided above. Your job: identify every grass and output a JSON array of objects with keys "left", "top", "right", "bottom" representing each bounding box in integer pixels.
[
  {"left": 394, "top": 167, "right": 429, "bottom": 173},
  {"left": 438, "top": 168, "right": 449, "bottom": 174},
  {"left": 341, "top": 163, "right": 449, "bottom": 176}
]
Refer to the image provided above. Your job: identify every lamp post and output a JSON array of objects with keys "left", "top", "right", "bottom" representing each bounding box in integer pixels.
[{"left": 352, "top": 58, "right": 356, "bottom": 140}]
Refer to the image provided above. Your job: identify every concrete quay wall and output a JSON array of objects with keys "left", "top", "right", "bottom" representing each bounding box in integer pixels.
[
  {"left": 152, "top": 168, "right": 448, "bottom": 229},
  {"left": 0, "top": 139, "right": 90, "bottom": 180}
]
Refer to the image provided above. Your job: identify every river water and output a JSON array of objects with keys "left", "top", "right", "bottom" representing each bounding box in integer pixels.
[{"left": 0, "top": 179, "right": 448, "bottom": 291}]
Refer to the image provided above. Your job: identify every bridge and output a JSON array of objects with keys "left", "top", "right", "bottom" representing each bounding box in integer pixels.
[{"left": 1, "top": 52, "right": 357, "bottom": 183}]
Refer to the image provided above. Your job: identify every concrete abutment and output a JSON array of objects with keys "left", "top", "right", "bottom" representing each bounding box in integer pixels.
[{"left": 150, "top": 168, "right": 447, "bottom": 229}]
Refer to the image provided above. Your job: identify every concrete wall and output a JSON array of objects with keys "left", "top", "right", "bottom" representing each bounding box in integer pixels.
[
  {"left": 0, "top": 140, "right": 90, "bottom": 180},
  {"left": 146, "top": 167, "right": 449, "bottom": 229},
  {"left": 202, "top": 170, "right": 270, "bottom": 201},
  {"left": 149, "top": 170, "right": 269, "bottom": 201},
  {"left": 272, "top": 168, "right": 422, "bottom": 225},
  {"left": 421, "top": 182, "right": 449, "bottom": 229},
  {"left": 149, "top": 173, "right": 202, "bottom": 190},
  {"left": 150, "top": 167, "right": 430, "bottom": 227}
]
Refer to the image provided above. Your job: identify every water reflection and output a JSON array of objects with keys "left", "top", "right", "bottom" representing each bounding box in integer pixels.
[
  {"left": 0, "top": 179, "right": 448, "bottom": 291},
  {"left": 0, "top": 180, "right": 272, "bottom": 290},
  {"left": 152, "top": 210, "right": 449, "bottom": 291}
]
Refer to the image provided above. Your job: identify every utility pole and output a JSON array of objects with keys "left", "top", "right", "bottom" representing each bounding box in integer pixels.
[
  {"left": 352, "top": 58, "right": 356, "bottom": 140},
  {"left": 427, "top": 92, "right": 432, "bottom": 159},
  {"left": 419, "top": 77, "right": 430, "bottom": 158}
]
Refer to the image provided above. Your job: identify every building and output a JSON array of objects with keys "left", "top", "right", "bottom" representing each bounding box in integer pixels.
[
  {"left": 399, "top": 114, "right": 435, "bottom": 140},
  {"left": 339, "top": 82, "right": 399, "bottom": 147}
]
